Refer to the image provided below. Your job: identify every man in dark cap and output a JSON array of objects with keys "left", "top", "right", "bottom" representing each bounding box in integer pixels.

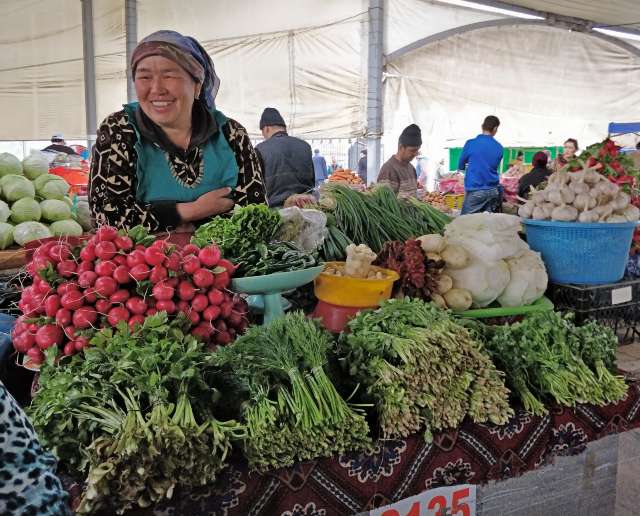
[
  {"left": 377, "top": 124, "right": 422, "bottom": 198},
  {"left": 458, "top": 115, "right": 504, "bottom": 214},
  {"left": 255, "top": 107, "right": 315, "bottom": 208}
]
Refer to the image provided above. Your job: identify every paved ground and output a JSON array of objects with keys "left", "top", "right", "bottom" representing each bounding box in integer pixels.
[{"left": 617, "top": 343, "right": 640, "bottom": 377}]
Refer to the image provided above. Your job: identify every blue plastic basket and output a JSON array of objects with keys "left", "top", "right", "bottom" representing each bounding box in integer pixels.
[{"left": 522, "top": 219, "right": 637, "bottom": 285}]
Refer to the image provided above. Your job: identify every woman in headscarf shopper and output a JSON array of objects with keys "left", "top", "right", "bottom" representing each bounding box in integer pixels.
[
  {"left": 377, "top": 124, "right": 422, "bottom": 198},
  {"left": 89, "top": 30, "right": 266, "bottom": 232},
  {"left": 551, "top": 138, "right": 579, "bottom": 173},
  {"left": 518, "top": 151, "right": 551, "bottom": 199}
]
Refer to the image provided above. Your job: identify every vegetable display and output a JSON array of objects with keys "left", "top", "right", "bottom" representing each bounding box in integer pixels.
[
  {"left": 519, "top": 167, "right": 640, "bottom": 223},
  {"left": 320, "top": 184, "right": 451, "bottom": 252},
  {"left": 215, "top": 312, "right": 371, "bottom": 470},
  {"left": 327, "top": 168, "right": 364, "bottom": 185},
  {"left": 338, "top": 298, "right": 513, "bottom": 440},
  {"left": 12, "top": 225, "right": 246, "bottom": 364},
  {"left": 29, "top": 313, "right": 244, "bottom": 515},
  {"left": 484, "top": 312, "right": 627, "bottom": 415},
  {"left": 234, "top": 241, "right": 317, "bottom": 277},
  {"left": 191, "top": 203, "right": 282, "bottom": 258}
]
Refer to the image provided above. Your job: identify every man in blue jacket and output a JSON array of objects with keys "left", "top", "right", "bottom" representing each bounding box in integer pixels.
[{"left": 458, "top": 116, "right": 504, "bottom": 214}]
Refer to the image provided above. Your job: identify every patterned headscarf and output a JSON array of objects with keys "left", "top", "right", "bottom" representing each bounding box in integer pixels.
[{"left": 131, "top": 30, "right": 220, "bottom": 109}]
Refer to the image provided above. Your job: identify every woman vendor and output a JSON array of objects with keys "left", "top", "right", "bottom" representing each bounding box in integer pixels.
[
  {"left": 89, "top": 31, "right": 266, "bottom": 232},
  {"left": 551, "top": 138, "right": 578, "bottom": 173}
]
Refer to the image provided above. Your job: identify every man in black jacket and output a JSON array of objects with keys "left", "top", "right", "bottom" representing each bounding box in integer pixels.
[{"left": 255, "top": 108, "right": 315, "bottom": 208}]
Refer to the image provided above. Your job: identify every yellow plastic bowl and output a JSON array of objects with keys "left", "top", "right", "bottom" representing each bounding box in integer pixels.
[{"left": 314, "top": 262, "right": 399, "bottom": 307}]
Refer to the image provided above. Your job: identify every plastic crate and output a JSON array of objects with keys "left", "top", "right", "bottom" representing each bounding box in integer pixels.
[
  {"left": 547, "top": 279, "right": 640, "bottom": 344},
  {"left": 445, "top": 194, "right": 464, "bottom": 210}
]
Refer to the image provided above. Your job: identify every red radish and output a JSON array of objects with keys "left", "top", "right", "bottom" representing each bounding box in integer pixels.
[
  {"left": 126, "top": 250, "right": 146, "bottom": 268},
  {"left": 34, "top": 279, "right": 53, "bottom": 295},
  {"left": 192, "top": 294, "right": 208, "bottom": 312},
  {"left": 207, "top": 288, "right": 224, "bottom": 306},
  {"left": 152, "top": 282, "right": 174, "bottom": 301},
  {"left": 155, "top": 299, "right": 176, "bottom": 314},
  {"left": 220, "top": 302, "right": 233, "bottom": 319},
  {"left": 36, "top": 324, "right": 64, "bottom": 349},
  {"left": 13, "top": 332, "right": 35, "bottom": 353},
  {"left": 78, "top": 271, "right": 98, "bottom": 288},
  {"left": 49, "top": 244, "right": 71, "bottom": 263},
  {"left": 113, "top": 265, "right": 131, "bottom": 284},
  {"left": 63, "top": 326, "right": 77, "bottom": 339},
  {"left": 85, "top": 288, "right": 97, "bottom": 304},
  {"left": 36, "top": 241, "right": 58, "bottom": 257},
  {"left": 129, "top": 263, "right": 150, "bottom": 281},
  {"left": 135, "top": 244, "right": 145, "bottom": 251},
  {"left": 96, "top": 299, "right": 112, "bottom": 313},
  {"left": 213, "top": 271, "right": 230, "bottom": 289},
  {"left": 166, "top": 277, "right": 179, "bottom": 288},
  {"left": 203, "top": 305, "right": 221, "bottom": 322},
  {"left": 77, "top": 261, "right": 94, "bottom": 274},
  {"left": 149, "top": 266, "right": 168, "bottom": 284},
  {"left": 126, "top": 296, "right": 147, "bottom": 315},
  {"left": 95, "top": 241, "right": 117, "bottom": 261},
  {"left": 63, "top": 342, "right": 76, "bottom": 356},
  {"left": 182, "top": 255, "right": 200, "bottom": 274},
  {"left": 80, "top": 245, "right": 96, "bottom": 262},
  {"left": 199, "top": 245, "right": 221, "bottom": 267},
  {"left": 182, "top": 244, "right": 200, "bottom": 255},
  {"left": 57, "top": 282, "right": 79, "bottom": 296},
  {"left": 95, "top": 260, "right": 117, "bottom": 277},
  {"left": 96, "top": 226, "right": 118, "bottom": 242},
  {"left": 151, "top": 239, "right": 170, "bottom": 252},
  {"left": 217, "top": 259, "right": 236, "bottom": 275},
  {"left": 27, "top": 347, "right": 45, "bottom": 365},
  {"left": 74, "top": 337, "right": 89, "bottom": 351},
  {"left": 193, "top": 268, "right": 214, "bottom": 288},
  {"left": 61, "top": 290, "right": 83, "bottom": 310},
  {"left": 165, "top": 252, "right": 181, "bottom": 271},
  {"left": 228, "top": 310, "right": 243, "bottom": 328},
  {"left": 56, "top": 260, "right": 77, "bottom": 278},
  {"left": 114, "top": 235, "right": 133, "bottom": 251},
  {"left": 144, "top": 247, "right": 165, "bottom": 267},
  {"left": 177, "top": 300, "right": 190, "bottom": 314},
  {"left": 109, "top": 289, "right": 130, "bottom": 304},
  {"left": 55, "top": 308, "right": 72, "bottom": 326},
  {"left": 44, "top": 295, "right": 61, "bottom": 317},
  {"left": 146, "top": 307, "right": 158, "bottom": 316},
  {"left": 216, "top": 331, "right": 232, "bottom": 345},
  {"left": 178, "top": 280, "right": 196, "bottom": 301},
  {"left": 73, "top": 307, "right": 97, "bottom": 329},
  {"left": 32, "top": 255, "right": 54, "bottom": 272},
  {"left": 107, "top": 306, "right": 130, "bottom": 326},
  {"left": 188, "top": 310, "right": 200, "bottom": 325},
  {"left": 94, "top": 277, "right": 118, "bottom": 298},
  {"left": 215, "top": 320, "right": 228, "bottom": 333},
  {"left": 191, "top": 325, "right": 210, "bottom": 342},
  {"left": 128, "top": 314, "right": 145, "bottom": 330},
  {"left": 113, "top": 255, "right": 127, "bottom": 266}
]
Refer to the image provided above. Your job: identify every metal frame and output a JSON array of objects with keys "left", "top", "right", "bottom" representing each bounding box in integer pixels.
[
  {"left": 125, "top": 0, "right": 138, "bottom": 102},
  {"left": 80, "top": 0, "right": 97, "bottom": 151},
  {"left": 366, "top": 0, "right": 384, "bottom": 184}
]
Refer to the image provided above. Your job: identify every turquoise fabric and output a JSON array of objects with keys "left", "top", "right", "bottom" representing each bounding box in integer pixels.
[{"left": 123, "top": 102, "right": 238, "bottom": 203}]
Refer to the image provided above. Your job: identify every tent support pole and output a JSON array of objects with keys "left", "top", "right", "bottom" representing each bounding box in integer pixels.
[
  {"left": 366, "top": 0, "right": 384, "bottom": 185},
  {"left": 125, "top": 0, "right": 138, "bottom": 102},
  {"left": 81, "top": 0, "right": 97, "bottom": 151}
]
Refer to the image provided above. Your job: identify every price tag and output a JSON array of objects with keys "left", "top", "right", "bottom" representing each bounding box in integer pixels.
[
  {"left": 611, "top": 286, "right": 632, "bottom": 305},
  {"left": 366, "top": 484, "right": 476, "bottom": 516}
]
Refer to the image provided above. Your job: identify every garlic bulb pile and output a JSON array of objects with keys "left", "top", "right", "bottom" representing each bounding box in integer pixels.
[{"left": 519, "top": 168, "right": 640, "bottom": 223}]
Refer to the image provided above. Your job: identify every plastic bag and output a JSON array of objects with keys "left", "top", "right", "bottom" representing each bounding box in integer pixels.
[{"left": 274, "top": 207, "right": 327, "bottom": 252}]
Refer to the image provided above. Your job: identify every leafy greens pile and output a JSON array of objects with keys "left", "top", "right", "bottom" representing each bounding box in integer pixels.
[
  {"left": 215, "top": 311, "right": 371, "bottom": 470},
  {"left": 338, "top": 298, "right": 513, "bottom": 440},
  {"left": 191, "top": 204, "right": 282, "bottom": 258},
  {"left": 320, "top": 184, "right": 451, "bottom": 253},
  {"left": 485, "top": 311, "right": 627, "bottom": 415},
  {"left": 29, "top": 313, "right": 244, "bottom": 515},
  {"left": 235, "top": 241, "right": 317, "bottom": 277}
]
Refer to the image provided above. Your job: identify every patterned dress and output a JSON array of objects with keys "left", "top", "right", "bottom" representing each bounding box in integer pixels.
[
  {"left": 0, "top": 381, "right": 71, "bottom": 516},
  {"left": 89, "top": 109, "right": 266, "bottom": 232}
]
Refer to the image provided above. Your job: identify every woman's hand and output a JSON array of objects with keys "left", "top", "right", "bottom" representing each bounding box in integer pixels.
[{"left": 176, "top": 187, "right": 235, "bottom": 222}]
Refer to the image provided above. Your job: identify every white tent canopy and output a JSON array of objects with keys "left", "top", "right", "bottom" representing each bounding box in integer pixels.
[{"left": 0, "top": 0, "right": 639, "bottom": 176}]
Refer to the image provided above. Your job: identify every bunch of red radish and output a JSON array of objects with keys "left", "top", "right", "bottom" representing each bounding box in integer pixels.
[{"left": 12, "top": 225, "right": 248, "bottom": 365}]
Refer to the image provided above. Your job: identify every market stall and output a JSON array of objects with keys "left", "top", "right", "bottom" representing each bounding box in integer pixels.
[{"left": 3, "top": 142, "right": 640, "bottom": 515}]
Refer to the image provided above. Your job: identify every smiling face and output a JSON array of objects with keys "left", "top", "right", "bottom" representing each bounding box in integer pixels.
[
  {"left": 564, "top": 140, "right": 577, "bottom": 158},
  {"left": 134, "top": 55, "right": 200, "bottom": 131}
]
